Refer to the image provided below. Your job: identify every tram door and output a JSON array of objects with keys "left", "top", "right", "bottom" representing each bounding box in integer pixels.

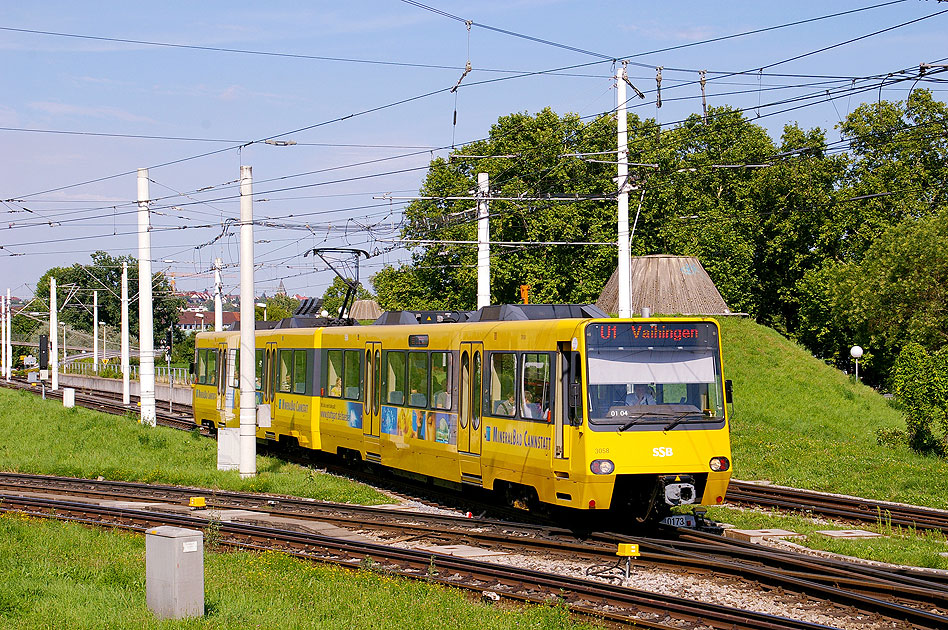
[
  {"left": 262, "top": 341, "right": 278, "bottom": 406},
  {"left": 363, "top": 342, "right": 381, "bottom": 438},
  {"left": 216, "top": 342, "right": 228, "bottom": 411},
  {"left": 554, "top": 345, "right": 571, "bottom": 461},
  {"left": 459, "top": 342, "right": 483, "bottom": 467}
]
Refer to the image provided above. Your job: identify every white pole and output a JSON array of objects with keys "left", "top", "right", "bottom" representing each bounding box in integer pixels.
[
  {"left": 214, "top": 257, "right": 223, "bottom": 332},
  {"left": 238, "top": 165, "right": 257, "bottom": 478},
  {"left": 1, "top": 294, "right": 6, "bottom": 380},
  {"left": 50, "top": 279, "right": 58, "bottom": 390},
  {"left": 92, "top": 290, "right": 99, "bottom": 372},
  {"left": 121, "top": 262, "right": 130, "bottom": 405},
  {"left": 476, "top": 172, "right": 490, "bottom": 309},
  {"left": 617, "top": 62, "right": 632, "bottom": 318},
  {"left": 137, "top": 168, "right": 157, "bottom": 427},
  {"left": 62, "top": 323, "right": 66, "bottom": 363},
  {"left": 6, "top": 290, "right": 11, "bottom": 379}
]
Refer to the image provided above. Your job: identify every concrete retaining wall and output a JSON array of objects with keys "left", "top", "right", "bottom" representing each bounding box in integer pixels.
[{"left": 60, "top": 374, "right": 192, "bottom": 406}]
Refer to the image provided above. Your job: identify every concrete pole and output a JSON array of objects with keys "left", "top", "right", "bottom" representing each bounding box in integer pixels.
[
  {"left": 121, "top": 262, "right": 130, "bottom": 405},
  {"left": 214, "top": 257, "right": 223, "bottom": 332},
  {"left": 6, "top": 289, "right": 11, "bottom": 379},
  {"left": 93, "top": 290, "right": 99, "bottom": 372},
  {"left": 1, "top": 294, "right": 6, "bottom": 379},
  {"left": 476, "top": 172, "right": 490, "bottom": 309},
  {"left": 617, "top": 62, "right": 632, "bottom": 318},
  {"left": 238, "top": 165, "right": 257, "bottom": 478},
  {"left": 62, "top": 323, "right": 66, "bottom": 363},
  {"left": 50, "top": 279, "right": 58, "bottom": 390},
  {"left": 138, "top": 168, "right": 157, "bottom": 427}
]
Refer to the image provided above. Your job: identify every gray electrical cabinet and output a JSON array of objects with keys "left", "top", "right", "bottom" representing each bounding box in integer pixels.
[{"left": 145, "top": 526, "right": 204, "bottom": 619}]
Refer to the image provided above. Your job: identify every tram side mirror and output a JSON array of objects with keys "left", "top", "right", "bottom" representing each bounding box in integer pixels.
[
  {"left": 189, "top": 362, "right": 196, "bottom": 376},
  {"left": 725, "top": 380, "right": 733, "bottom": 404}
]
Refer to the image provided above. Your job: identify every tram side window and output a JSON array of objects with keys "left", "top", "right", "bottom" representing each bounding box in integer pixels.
[
  {"left": 278, "top": 349, "right": 293, "bottom": 393},
  {"left": 196, "top": 349, "right": 207, "bottom": 385},
  {"left": 327, "top": 350, "right": 343, "bottom": 398},
  {"left": 430, "top": 352, "right": 452, "bottom": 410},
  {"left": 294, "top": 350, "right": 307, "bottom": 394},
  {"left": 521, "top": 353, "right": 551, "bottom": 421},
  {"left": 206, "top": 349, "right": 218, "bottom": 387},
  {"left": 343, "top": 350, "right": 361, "bottom": 400},
  {"left": 489, "top": 353, "right": 517, "bottom": 417},
  {"left": 255, "top": 349, "right": 263, "bottom": 391},
  {"left": 384, "top": 351, "right": 406, "bottom": 405},
  {"left": 408, "top": 352, "right": 428, "bottom": 407}
]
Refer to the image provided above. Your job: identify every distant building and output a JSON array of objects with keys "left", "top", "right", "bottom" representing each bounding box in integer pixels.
[
  {"left": 596, "top": 255, "right": 731, "bottom": 316},
  {"left": 178, "top": 311, "right": 240, "bottom": 334}
]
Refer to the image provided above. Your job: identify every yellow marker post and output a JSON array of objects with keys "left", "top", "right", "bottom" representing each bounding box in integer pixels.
[
  {"left": 616, "top": 543, "right": 640, "bottom": 580},
  {"left": 188, "top": 497, "right": 206, "bottom": 508}
]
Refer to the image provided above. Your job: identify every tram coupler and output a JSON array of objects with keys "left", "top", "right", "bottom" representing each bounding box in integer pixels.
[{"left": 660, "top": 474, "right": 696, "bottom": 506}]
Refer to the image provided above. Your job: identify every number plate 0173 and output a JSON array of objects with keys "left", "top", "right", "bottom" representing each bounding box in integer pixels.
[{"left": 660, "top": 514, "right": 697, "bottom": 528}]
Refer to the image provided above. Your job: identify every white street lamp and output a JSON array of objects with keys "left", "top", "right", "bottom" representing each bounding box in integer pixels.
[
  {"left": 195, "top": 312, "right": 205, "bottom": 332},
  {"left": 850, "top": 346, "right": 864, "bottom": 381},
  {"left": 256, "top": 302, "right": 267, "bottom": 321}
]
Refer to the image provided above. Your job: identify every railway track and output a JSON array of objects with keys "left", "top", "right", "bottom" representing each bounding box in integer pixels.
[
  {"left": 727, "top": 480, "right": 948, "bottom": 536},
  {"left": 6, "top": 376, "right": 948, "bottom": 536},
  {"left": 3, "top": 472, "right": 947, "bottom": 629},
  {"left": 5, "top": 486, "right": 939, "bottom": 630}
]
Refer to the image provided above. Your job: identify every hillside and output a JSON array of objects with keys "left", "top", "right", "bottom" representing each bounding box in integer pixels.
[{"left": 719, "top": 317, "right": 948, "bottom": 510}]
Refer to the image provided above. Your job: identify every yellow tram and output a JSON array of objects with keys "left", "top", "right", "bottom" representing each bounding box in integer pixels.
[{"left": 193, "top": 304, "right": 732, "bottom": 521}]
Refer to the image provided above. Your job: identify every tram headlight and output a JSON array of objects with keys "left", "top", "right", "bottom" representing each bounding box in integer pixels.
[
  {"left": 709, "top": 456, "right": 730, "bottom": 472},
  {"left": 590, "top": 459, "right": 615, "bottom": 475}
]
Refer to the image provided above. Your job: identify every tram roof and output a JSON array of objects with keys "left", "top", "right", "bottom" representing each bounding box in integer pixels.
[{"left": 372, "top": 303, "right": 607, "bottom": 326}]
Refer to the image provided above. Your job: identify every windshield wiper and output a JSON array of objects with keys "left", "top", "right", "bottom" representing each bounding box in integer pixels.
[
  {"left": 663, "top": 411, "right": 704, "bottom": 432},
  {"left": 616, "top": 414, "right": 649, "bottom": 432}
]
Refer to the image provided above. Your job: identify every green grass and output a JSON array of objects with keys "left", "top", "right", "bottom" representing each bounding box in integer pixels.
[
  {"left": 719, "top": 316, "right": 948, "bottom": 510},
  {"left": 0, "top": 386, "right": 386, "bottom": 505},
  {"left": 0, "top": 513, "right": 590, "bottom": 630}
]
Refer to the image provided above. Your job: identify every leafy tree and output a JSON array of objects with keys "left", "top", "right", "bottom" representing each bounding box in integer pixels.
[
  {"left": 319, "top": 276, "right": 373, "bottom": 317},
  {"left": 796, "top": 209, "right": 948, "bottom": 383},
  {"left": 35, "top": 251, "right": 182, "bottom": 346},
  {"left": 880, "top": 343, "right": 948, "bottom": 456},
  {"left": 834, "top": 89, "right": 948, "bottom": 261},
  {"left": 256, "top": 293, "right": 300, "bottom": 321}
]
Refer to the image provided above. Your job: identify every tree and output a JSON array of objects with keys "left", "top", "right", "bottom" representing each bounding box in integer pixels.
[
  {"left": 35, "top": 251, "right": 182, "bottom": 345},
  {"left": 880, "top": 343, "right": 948, "bottom": 456},
  {"left": 374, "top": 106, "right": 793, "bottom": 314},
  {"left": 256, "top": 293, "right": 300, "bottom": 321},
  {"left": 796, "top": 209, "right": 948, "bottom": 383},
  {"left": 319, "top": 276, "right": 372, "bottom": 317}
]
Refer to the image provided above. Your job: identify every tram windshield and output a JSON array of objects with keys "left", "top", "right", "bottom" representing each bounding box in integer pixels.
[{"left": 584, "top": 322, "right": 725, "bottom": 430}]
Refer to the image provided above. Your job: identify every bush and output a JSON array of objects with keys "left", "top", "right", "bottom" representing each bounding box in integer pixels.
[{"left": 881, "top": 343, "right": 948, "bottom": 456}]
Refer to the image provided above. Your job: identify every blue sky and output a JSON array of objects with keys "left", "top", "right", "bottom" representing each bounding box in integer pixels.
[{"left": 2, "top": 1, "right": 946, "bottom": 301}]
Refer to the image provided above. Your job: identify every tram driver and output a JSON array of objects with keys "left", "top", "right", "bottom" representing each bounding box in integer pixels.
[{"left": 625, "top": 383, "right": 656, "bottom": 406}]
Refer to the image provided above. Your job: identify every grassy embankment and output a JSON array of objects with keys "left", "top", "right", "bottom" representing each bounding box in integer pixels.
[{"left": 704, "top": 316, "right": 948, "bottom": 568}]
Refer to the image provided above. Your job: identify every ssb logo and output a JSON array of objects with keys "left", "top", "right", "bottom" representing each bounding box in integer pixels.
[{"left": 652, "top": 447, "right": 674, "bottom": 457}]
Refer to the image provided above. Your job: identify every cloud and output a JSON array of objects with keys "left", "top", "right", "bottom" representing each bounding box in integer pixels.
[
  {"left": 28, "top": 101, "right": 155, "bottom": 124},
  {"left": 0, "top": 105, "right": 18, "bottom": 126},
  {"left": 619, "top": 22, "right": 718, "bottom": 43}
]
